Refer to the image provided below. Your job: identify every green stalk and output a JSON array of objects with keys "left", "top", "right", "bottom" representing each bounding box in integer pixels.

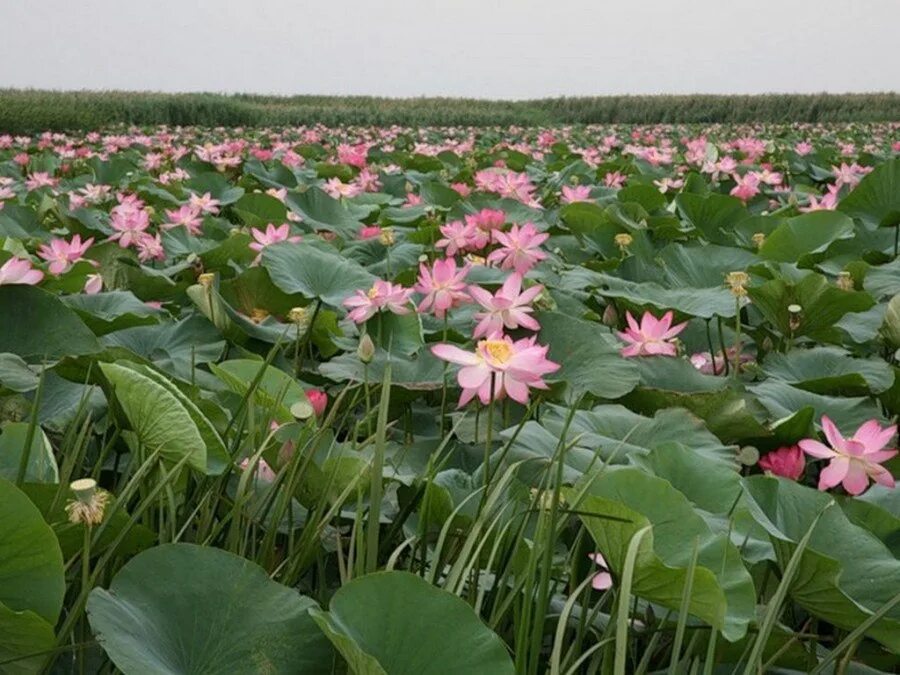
[{"left": 365, "top": 363, "right": 392, "bottom": 573}]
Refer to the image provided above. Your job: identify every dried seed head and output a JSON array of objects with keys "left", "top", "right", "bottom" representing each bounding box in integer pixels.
[
  {"left": 836, "top": 271, "right": 854, "bottom": 291},
  {"left": 65, "top": 478, "right": 109, "bottom": 526},
  {"left": 725, "top": 271, "right": 750, "bottom": 297},
  {"left": 614, "top": 233, "right": 633, "bottom": 250},
  {"left": 751, "top": 232, "right": 766, "bottom": 249},
  {"left": 198, "top": 272, "right": 215, "bottom": 288},
  {"left": 379, "top": 227, "right": 395, "bottom": 246}
]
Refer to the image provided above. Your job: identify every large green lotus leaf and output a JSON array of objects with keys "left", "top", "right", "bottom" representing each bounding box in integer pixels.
[
  {"left": 284, "top": 187, "right": 362, "bottom": 238},
  {"left": 99, "top": 362, "right": 207, "bottom": 473},
  {"left": 863, "top": 257, "right": 900, "bottom": 300},
  {"left": 839, "top": 491, "right": 900, "bottom": 558},
  {"left": 121, "top": 363, "right": 229, "bottom": 475},
  {"left": 0, "top": 602, "right": 56, "bottom": 675},
  {"left": 102, "top": 316, "right": 226, "bottom": 383},
  {"left": 0, "top": 422, "right": 58, "bottom": 483},
  {"left": 656, "top": 243, "right": 759, "bottom": 289},
  {"left": 210, "top": 359, "right": 311, "bottom": 423},
  {"left": 0, "top": 353, "right": 38, "bottom": 393},
  {"left": 838, "top": 158, "right": 900, "bottom": 228},
  {"left": 623, "top": 357, "right": 769, "bottom": 442},
  {"left": 186, "top": 283, "right": 294, "bottom": 345},
  {"left": 749, "top": 380, "right": 883, "bottom": 432},
  {"left": 675, "top": 192, "right": 749, "bottom": 244},
  {"left": 243, "top": 158, "right": 299, "bottom": 189},
  {"left": 62, "top": 291, "right": 162, "bottom": 335},
  {"left": 743, "top": 476, "right": 900, "bottom": 652},
  {"left": 0, "top": 477, "right": 65, "bottom": 624},
  {"left": 587, "top": 273, "right": 738, "bottom": 319},
  {"left": 502, "top": 404, "right": 736, "bottom": 484},
  {"left": 319, "top": 349, "right": 445, "bottom": 390},
  {"left": 0, "top": 285, "right": 101, "bottom": 362},
  {"left": 747, "top": 272, "right": 874, "bottom": 340},
  {"left": 87, "top": 544, "right": 333, "bottom": 675},
  {"left": 365, "top": 311, "right": 424, "bottom": 357},
  {"left": 535, "top": 311, "right": 639, "bottom": 399},
  {"left": 758, "top": 211, "right": 855, "bottom": 262},
  {"left": 762, "top": 346, "right": 894, "bottom": 395},
  {"left": 262, "top": 242, "right": 376, "bottom": 307},
  {"left": 636, "top": 441, "right": 742, "bottom": 514},
  {"left": 571, "top": 469, "right": 755, "bottom": 641},
  {"left": 309, "top": 571, "right": 514, "bottom": 675},
  {"left": 232, "top": 192, "right": 288, "bottom": 228},
  {"left": 185, "top": 172, "right": 244, "bottom": 205}
]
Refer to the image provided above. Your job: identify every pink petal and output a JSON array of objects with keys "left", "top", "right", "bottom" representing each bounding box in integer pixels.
[
  {"left": 821, "top": 416, "right": 846, "bottom": 451},
  {"left": 841, "top": 461, "right": 870, "bottom": 496},
  {"left": 431, "top": 344, "right": 481, "bottom": 366},
  {"left": 798, "top": 439, "right": 836, "bottom": 459},
  {"left": 818, "top": 456, "right": 850, "bottom": 490}
]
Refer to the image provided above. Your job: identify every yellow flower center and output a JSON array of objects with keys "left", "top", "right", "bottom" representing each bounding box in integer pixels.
[
  {"left": 480, "top": 339, "right": 512, "bottom": 365},
  {"left": 367, "top": 286, "right": 379, "bottom": 299}
]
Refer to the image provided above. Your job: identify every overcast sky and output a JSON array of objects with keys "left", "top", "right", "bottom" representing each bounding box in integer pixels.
[{"left": 2, "top": 0, "right": 898, "bottom": 99}]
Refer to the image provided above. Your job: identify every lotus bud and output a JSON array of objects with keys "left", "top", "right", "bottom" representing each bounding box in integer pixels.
[
  {"left": 725, "top": 271, "right": 750, "bottom": 298},
  {"left": 751, "top": 232, "right": 766, "bottom": 249},
  {"left": 65, "top": 478, "right": 109, "bottom": 526},
  {"left": 357, "top": 334, "right": 375, "bottom": 364},
  {"left": 602, "top": 303, "right": 619, "bottom": 327},
  {"left": 836, "top": 271, "right": 854, "bottom": 291}
]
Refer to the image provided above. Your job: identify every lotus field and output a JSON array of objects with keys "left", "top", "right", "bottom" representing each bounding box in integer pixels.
[{"left": 2, "top": 123, "right": 900, "bottom": 674}]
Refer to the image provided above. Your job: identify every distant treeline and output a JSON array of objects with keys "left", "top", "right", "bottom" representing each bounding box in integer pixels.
[{"left": 0, "top": 89, "right": 898, "bottom": 132}]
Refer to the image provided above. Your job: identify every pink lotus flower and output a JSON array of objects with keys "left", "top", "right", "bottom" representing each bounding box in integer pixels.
[
  {"left": 799, "top": 416, "right": 897, "bottom": 495},
  {"left": 451, "top": 182, "right": 472, "bottom": 197},
  {"left": 561, "top": 185, "right": 591, "bottom": 204},
  {"left": 163, "top": 205, "right": 204, "bottom": 235},
  {"left": 758, "top": 445, "right": 805, "bottom": 480},
  {"left": 337, "top": 143, "right": 368, "bottom": 169},
  {"left": 323, "top": 178, "right": 362, "bottom": 199},
  {"left": 487, "top": 223, "right": 548, "bottom": 275},
  {"left": 108, "top": 195, "right": 151, "bottom": 248},
  {"left": 618, "top": 311, "right": 687, "bottom": 357},
  {"left": 306, "top": 389, "right": 328, "bottom": 417},
  {"left": 730, "top": 172, "right": 761, "bottom": 202},
  {"left": 603, "top": 171, "right": 626, "bottom": 188},
  {"left": 0, "top": 257, "right": 43, "bottom": 286},
  {"left": 431, "top": 333, "right": 559, "bottom": 406},
  {"left": 189, "top": 192, "right": 221, "bottom": 215},
  {"left": 343, "top": 279, "right": 413, "bottom": 323},
  {"left": 436, "top": 220, "right": 478, "bottom": 256},
  {"left": 465, "top": 208, "right": 506, "bottom": 248},
  {"left": 469, "top": 274, "right": 542, "bottom": 338},
  {"left": 415, "top": 258, "right": 471, "bottom": 319},
  {"left": 589, "top": 553, "right": 612, "bottom": 591},
  {"left": 239, "top": 457, "right": 277, "bottom": 482},
  {"left": 84, "top": 273, "right": 103, "bottom": 295},
  {"left": 135, "top": 232, "right": 165, "bottom": 262},
  {"left": 25, "top": 172, "right": 58, "bottom": 191},
  {"left": 794, "top": 141, "right": 814, "bottom": 156},
  {"left": 249, "top": 223, "right": 301, "bottom": 262},
  {"left": 37, "top": 234, "right": 94, "bottom": 275},
  {"left": 359, "top": 225, "right": 383, "bottom": 240}
]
